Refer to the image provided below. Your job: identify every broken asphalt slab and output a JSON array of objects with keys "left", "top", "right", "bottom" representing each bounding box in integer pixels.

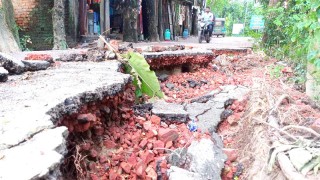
[
  {"left": 152, "top": 100, "right": 188, "bottom": 122},
  {"left": 22, "top": 60, "right": 51, "bottom": 71},
  {"left": 0, "top": 67, "right": 8, "bottom": 82},
  {"left": 186, "top": 85, "right": 249, "bottom": 132},
  {"left": 0, "top": 61, "right": 131, "bottom": 179},
  {"left": 0, "top": 127, "right": 68, "bottom": 179},
  {"left": 143, "top": 49, "right": 215, "bottom": 69},
  {"left": 167, "top": 138, "right": 226, "bottom": 180},
  {"left": 0, "top": 52, "right": 25, "bottom": 74}
]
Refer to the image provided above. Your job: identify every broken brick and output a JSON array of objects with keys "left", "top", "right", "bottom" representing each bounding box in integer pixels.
[
  {"left": 120, "top": 162, "right": 132, "bottom": 174},
  {"left": 153, "top": 140, "right": 165, "bottom": 153},
  {"left": 158, "top": 128, "right": 179, "bottom": 143},
  {"left": 139, "top": 139, "right": 148, "bottom": 149},
  {"left": 223, "top": 148, "right": 238, "bottom": 162},
  {"left": 104, "top": 140, "right": 117, "bottom": 149},
  {"left": 127, "top": 153, "right": 138, "bottom": 167},
  {"left": 150, "top": 115, "right": 161, "bottom": 125},
  {"left": 143, "top": 121, "right": 152, "bottom": 131},
  {"left": 142, "top": 150, "right": 155, "bottom": 165},
  {"left": 165, "top": 141, "right": 173, "bottom": 149},
  {"left": 311, "top": 119, "right": 320, "bottom": 133},
  {"left": 135, "top": 161, "right": 147, "bottom": 177},
  {"left": 146, "top": 165, "right": 157, "bottom": 180}
]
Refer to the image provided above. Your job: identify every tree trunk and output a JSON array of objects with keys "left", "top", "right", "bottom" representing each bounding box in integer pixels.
[
  {"left": 269, "top": 0, "right": 279, "bottom": 7},
  {"left": 191, "top": 7, "right": 198, "bottom": 35},
  {"left": 52, "top": 0, "right": 67, "bottom": 50},
  {"left": 79, "top": 0, "right": 87, "bottom": 35},
  {"left": 158, "top": 0, "right": 164, "bottom": 41},
  {"left": 146, "top": 0, "right": 159, "bottom": 41},
  {"left": 0, "top": 0, "right": 21, "bottom": 53},
  {"left": 122, "top": 0, "right": 139, "bottom": 42}
]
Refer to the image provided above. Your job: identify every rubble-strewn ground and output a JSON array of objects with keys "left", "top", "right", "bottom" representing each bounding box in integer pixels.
[
  {"left": 156, "top": 51, "right": 320, "bottom": 179},
  {"left": 1, "top": 36, "right": 320, "bottom": 180}
]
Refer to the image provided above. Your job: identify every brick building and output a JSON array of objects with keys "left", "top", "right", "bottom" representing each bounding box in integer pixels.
[{"left": 11, "top": 0, "right": 54, "bottom": 50}]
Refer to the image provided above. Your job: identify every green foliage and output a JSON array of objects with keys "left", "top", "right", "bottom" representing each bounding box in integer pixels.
[
  {"left": 207, "top": 0, "right": 257, "bottom": 36},
  {"left": 269, "top": 64, "right": 285, "bottom": 78},
  {"left": 125, "top": 52, "right": 164, "bottom": 99},
  {"left": 44, "top": 36, "right": 54, "bottom": 45},
  {"left": 262, "top": 0, "right": 320, "bottom": 72},
  {"left": 19, "top": 35, "right": 32, "bottom": 51}
]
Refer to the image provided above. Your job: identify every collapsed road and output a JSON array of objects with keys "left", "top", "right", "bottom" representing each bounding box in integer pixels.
[{"left": 0, "top": 43, "right": 252, "bottom": 180}]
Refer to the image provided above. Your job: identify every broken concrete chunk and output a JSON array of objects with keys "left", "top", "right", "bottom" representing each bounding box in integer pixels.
[
  {"left": 165, "top": 83, "right": 175, "bottom": 90},
  {"left": 167, "top": 166, "right": 202, "bottom": 180},
  {"left": 187, "top": 138, "right": 226, "bottom": 180},
  {"left": 152, "top": 100, "right": 188, "bottom": 122},
  {"left": 221, "top": 85, "right": 249, "bottom": 100},
  {"left": 0, "top": 127, "right": 68, "bottom": 180},
  {"left": 107, "top": 52, "right": 116, "bottom": 60},
  {"left": 22, "top": 60, "right": 50, "bottom": 71},
  {"left": 0, "top": 52, "right": 25, "bottom": 74},
  {"left": 185, "top": 100, "right": 224, "bottom": 132},
  {"left": 158, "top": 74, "right": 169, "bottom": 82},
  {"left": 0, "top": 67, "right": 9, "bottom": 82},
  {"left": 288, "top": 148, "right": 313, "bottom": 171}
]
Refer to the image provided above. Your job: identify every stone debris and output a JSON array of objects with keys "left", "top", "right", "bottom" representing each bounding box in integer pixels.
[
  {"left": 158, "top": 74, "right": 169, "bottom": 82},
  {"left": 152, "top": 100, "right": 188, "bottom": 122},
  {"left": 0, "top": 67, "right": 9, "bottom": 82},
  {"left": 165, "top": 83, "right": 175, "bottom": 90},
  {"left": 22, "top": 60, "right": 51, "bottom": 71},
  {"left": 0, "top": 52, "right": 25, "bottom": 74}
]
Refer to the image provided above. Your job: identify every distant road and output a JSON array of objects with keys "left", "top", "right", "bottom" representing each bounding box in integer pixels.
[{"left": 133, "top": 36, "right": 254, "bottom": 49}]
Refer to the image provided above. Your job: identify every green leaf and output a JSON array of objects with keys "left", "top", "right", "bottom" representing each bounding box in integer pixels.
[
  {"left": 311, "top": 0, "right": 320, "bottom": 9},
  {"left": 315, "top": 59, "right": 320, "bottom": 70},
  {"left": 128, "top": 52, "right": 164, "bottom": 98},
  {"left": 301, "top": 156, "right": 320, "bottom": 176},
  {"left": 314, "top": 163, "right": 320, "bottom": 175},
  {"left": 292, "top": 15, "right": 300, "bottom": 21},
  {"left": 273, "top": 19, "right": 283, "bottom": 26}
]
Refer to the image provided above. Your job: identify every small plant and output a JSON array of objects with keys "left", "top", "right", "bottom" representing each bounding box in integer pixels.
[
  {"left": 20, "top": 35, "right": 32, "bottom": 51},
  {"left": 124, "top": 52, "right": 164, "bottom": 100},
  {"left": 269, "top": 64, "right": 285, "bottom": 79},
  {"left": 99, "top": 35, "right": 164, "bottom": 100},
  {"left": 44, "top": 36, "right": 54, "bottom": 45}
]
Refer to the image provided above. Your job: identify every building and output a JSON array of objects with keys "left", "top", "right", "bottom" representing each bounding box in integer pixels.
[{"left": 9, "top": 0, "right": 205, "bottom": 50}]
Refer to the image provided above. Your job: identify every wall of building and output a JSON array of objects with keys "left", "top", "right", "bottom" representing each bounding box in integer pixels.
[{"left": 12, "top": 0, "right": 54, "bottom": 50}]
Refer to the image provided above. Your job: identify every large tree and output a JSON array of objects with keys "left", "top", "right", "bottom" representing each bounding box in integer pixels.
[
  {"left": 121, "top": 0, "right": 140, "bottom": 42},
  {"left": 0, "top": 0, "right": 21, "bottom": 53},
  {"left": 145, "top": 0, "right": 159, "bottom": 41},
  {"left": 52, "top": 0, "right": 67, "bottom": 49}
]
